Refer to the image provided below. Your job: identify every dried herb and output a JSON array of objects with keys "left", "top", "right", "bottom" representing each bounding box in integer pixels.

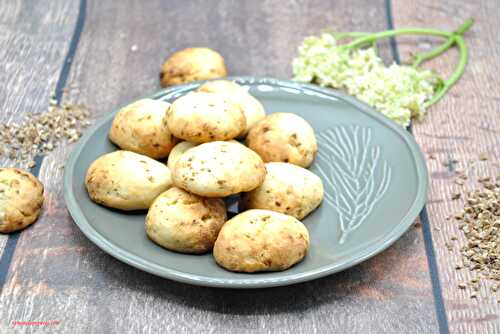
[
  {"left": 452, "top": 172, "right": 500, "bottom": 300},
  {"left": 479, "top": 153, "right": 488, "bottom": 161},
  {"left": 0, "top": 100, "right": 91, "bottom": 169}
]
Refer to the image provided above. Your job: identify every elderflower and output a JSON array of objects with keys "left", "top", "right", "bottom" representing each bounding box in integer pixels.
[{"left": 292, "top": 33, "right": 441, "bottom": 127}]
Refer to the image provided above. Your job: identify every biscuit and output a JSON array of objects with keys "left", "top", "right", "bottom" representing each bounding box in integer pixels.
[
  {"left": 85, "top": 150, "right": 173, "bottom": 210},
  {"left": 197, "top": 80, "right": 265, "bottom": 136},
  {"left": 160, "top": 48, "right": 227, "bottom": 87},
  {"left": 213, "top": 209, "right": 309, "bottom": 272},
  {"left": 145, "top": 187, "right": 226, "bottom": 253},
  {"left": 109, "top": 99, "right": 178, "bottom": 159},
  {"left": 166, "top": 141, "right": 197, "bottom": 170},
  {"left": 241, "top": 162, "right": 324, "bottom": 219},
  {"left": 172, "top": 141, "right": 266, "bottom": 197},
  {"left": 0, "top": 168, "right": 44, "bottom": 233},
  {"left": 246, "top": 113, "right": 317, "bottom": 167},
  {"left": 165, "top": 92, "right": 246, "bottom": 143}
]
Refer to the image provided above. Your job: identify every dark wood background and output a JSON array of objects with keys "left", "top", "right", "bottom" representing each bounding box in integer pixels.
[{"left": 0, "top": 0, "right": 498, "bottom": 333}]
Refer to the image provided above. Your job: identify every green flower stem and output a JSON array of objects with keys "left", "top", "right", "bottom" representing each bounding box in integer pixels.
[
  {"left": 424, "top": 35, "right": 468, "bottom": 107},
  {"left": 454, "top": 18, "right": 475, "bottom": 35},
  {"left": 411, "top": 38, "right": 456, "bottom": 67},
  {"left": 330, "top": 32, "right": 370, "bottom": 40},
  {"left": 343, "top": 28, "right": 453, "bottom": 51},
  {"left": 411, "top": 19, "right": 474, "bottom": 67},
  {"left": 341, "top": 19, "right": 473, "bottom": 109}
]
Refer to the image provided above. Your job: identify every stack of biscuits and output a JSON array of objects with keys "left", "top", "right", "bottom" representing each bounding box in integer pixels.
[{"left": 85, "top": 80, "right": 324, "bottom": 273}]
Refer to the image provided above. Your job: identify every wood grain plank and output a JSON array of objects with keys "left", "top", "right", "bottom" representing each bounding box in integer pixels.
[
  {"left": 1, "top": 1, "right": 439, "bottom": 333},
  {"left": 0, "top": 239, "right": 6, "bottom": 258},
  {"left": 0, "top": 1, "right": 79, "bottom": 261},
  {"left": 392, "top": 0, "right": 500, "bottom": 333}
]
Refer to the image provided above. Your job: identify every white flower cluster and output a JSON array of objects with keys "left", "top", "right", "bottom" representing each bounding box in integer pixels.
[{"left": 292, "top": 33, "right": 440, "bottom": 126}]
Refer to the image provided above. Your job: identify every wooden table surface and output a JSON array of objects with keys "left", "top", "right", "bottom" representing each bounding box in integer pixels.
[{"left": 0, "top": 0, "right": 498, "bottom": 333}]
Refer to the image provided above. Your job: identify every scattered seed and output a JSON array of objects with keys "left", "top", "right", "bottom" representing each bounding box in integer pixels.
[
  {"left": 478, "top": 176, "right": 491, "bottom": 183},
  {"left": 0, "top": 101, "right": 91, "bottom": 169},
  {"left": 479, "top": 153, "right": 488, "bottom": 161},
  {"left": 452, "top": 174, "right": 500, "bottom": 300},
  {"left": 451, "top": 192, "right": 461, "bottom": 200},
  {"left": 484, "top": 182, "right": 495, "bottom": 190}
]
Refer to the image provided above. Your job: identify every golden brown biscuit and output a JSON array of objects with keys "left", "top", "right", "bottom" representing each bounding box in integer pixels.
[
  {"left": 246, "top": 113, "right": 318, "bottom": 168},
  {"left": 85, "top": 151, "right": 173, "bottom": 210},
  {"left": 213, "top": 209, "right": 309, "bottom": 272},
  {"left": 109, "top": 99, "right": 178, "bottom": 159},
  {"left": 166, "top": 141, "right": 197, "bottom": 170},
  {"left": 172, "top": 141, "right": 266, "bottom": 197},
  {"left": 160, "top": 48, "right": 227, "bottom": 87},
  {"left": 197, "top": 80, "right": 266, "bottom": 136},
  {"left": 197, "top": 80, "right": 242, "bottom": 94},
  {"left": 0, "top": 168, "right": 44, "bottom": 233},
  {"left": 166, "top": 140, "right": 239, "bottom": 171},
  {"left": 241, "top": 162, "right": 324, "bottom": 219},
  {"left": 145, "top": 187, "right": 226, "bottom": 254},
  {"left": 165, "top": 91, "right": 246, "bottom": 143}
]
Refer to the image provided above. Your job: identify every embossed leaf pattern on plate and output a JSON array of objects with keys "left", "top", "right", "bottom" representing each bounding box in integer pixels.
[{"left": 316, "top": 126, "right": 392, "bottom": 244}]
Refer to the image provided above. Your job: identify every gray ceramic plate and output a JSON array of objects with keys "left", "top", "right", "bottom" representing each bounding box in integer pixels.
[{"left": 64, "top": 77, "right": 428, "bottom": 288}]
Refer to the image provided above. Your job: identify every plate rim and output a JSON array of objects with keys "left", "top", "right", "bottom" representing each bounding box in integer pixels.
[{"left": 64, "top": 76, "right": 428, "bottom": 288}]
